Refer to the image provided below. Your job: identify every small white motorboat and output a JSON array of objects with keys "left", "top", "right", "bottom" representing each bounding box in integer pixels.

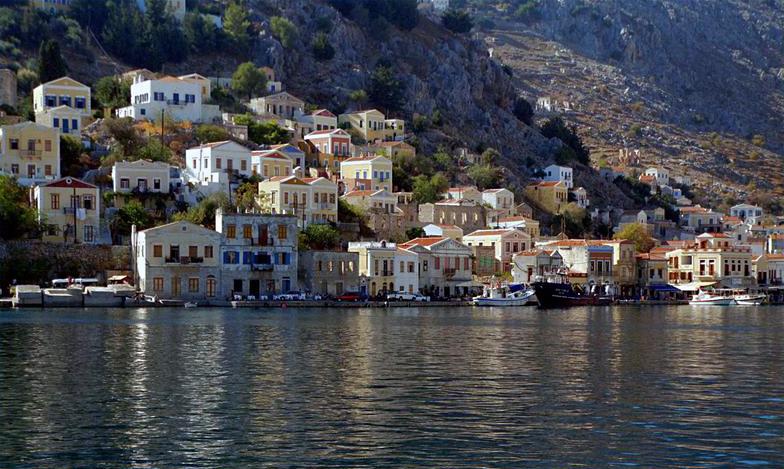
[
  {"left": 184, "top": 302, "right": 198, "bottom": 308},
  {"left": 734, "top": 293, "right": 766, "bottom": 306},
  {"left": 473, "top": 283, "right": 537, "bottom": 306},
  {"left": 689, "top": 290, "right": 734, "bottom": 306}
]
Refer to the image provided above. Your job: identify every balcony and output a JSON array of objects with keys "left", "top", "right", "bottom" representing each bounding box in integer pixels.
[
  {"left": 19, "top": 149, "right": 42, "bottom": 158},
  {"left": 444, "top": 268, "right": 457, "bottom": 279},
  {"left": 165, "top": 256, "right": 204, "bottom": 264},
  {"left": 251, "top": 263, "right": 274, "bottom": 272}
]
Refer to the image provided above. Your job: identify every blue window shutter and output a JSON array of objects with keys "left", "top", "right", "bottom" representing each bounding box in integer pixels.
[
  {"left": 223, "top": 251, "right": 230, "bottom": 264},
  {"left": 53, "top": 118, "right": 59, "bottom": 127},
  {"left": 72, "top": 119, "right": 78, "bottom": 130},
  {"left": 243, "top": 252, "right": 251, "bottom": 265}
]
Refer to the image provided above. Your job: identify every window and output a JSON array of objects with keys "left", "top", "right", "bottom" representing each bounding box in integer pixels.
[
  {"left": 45, "top": 95, "right": 56, "bottom": 107},
  {"left": 50, "top": 194, "right": 59, "bottom": 209},
  {"left": 45, "top": 165, "right": 52, "bottom": 176},
  {"left": 400, "top": 261, "right": 404, "bottom": 273},
  {"left": 204, "top": 246, "right": 213, "bottom": 258},
  {"left": 216, "top": 158, "right": 222, "bottom": 169},
  {"left": 120, "top": 178, "right": 130, "bottom": 189},
  {"left": 188, "top": 278, "right": 200, "bottom": 293},
  {"left": 84, "top": 225, "right": 94, "bottom": 243},
  {"left": 153, "top": 245, "right": 163, "bottom": 257},
  {"left": 226, "top": 224, "right": 236, "bottom": 238},
  {"left": 189, "top": 246, "right": 198, "bottom": 258},
  {"left": 278, "top": 224, "right": 288, "bottom": 240},
  {"left": 54, "top": 118, "right": 60, "bottom": 128},
  {"left": 83, "top": 195, "right": 94, "bottom": 210},
  {"left": 153, "top": 179, "right": 161, "bottom": 190},
  {"left": 75, "top": 97, "right": 86, "bottom": 109},
  {"left": 153, "top": 277, "right": 164, "bottom": 292},
  {"left": 207, "top": 276, "right": 216, "bottom": 297},
  {"left": 9, "top": 139, "right": 18, "bottom": 150},
  {"left": 59, "top": 96, "right": 71, "bottom": 106},
  {"left": 243, "top": 224, "right": 252, "bottom": 239},
  {"left": 10, "top": 164, "right": 18, "bottom": 174},
  {"left": 435, "top": 257, "right": 440, "bottom": 270},
  {"left": 72, "top": 120, "right": 78, "bottom": 131},
  {"left": 241, "top": 160, "right": 247, "bottom": 171}
]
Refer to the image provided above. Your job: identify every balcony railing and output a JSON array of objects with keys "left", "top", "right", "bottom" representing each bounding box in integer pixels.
[
  {"left": 19, "top": 149, "right": 42, "bottom": 158},
  {"left": 251, "top": 263, "right": 274, "bottom": 272},
  {"left": 165, "top": 256, "right": 204, "bottom": 264},
  {"left": 444, "top": 268, "right": 457, "bottom": 279}
]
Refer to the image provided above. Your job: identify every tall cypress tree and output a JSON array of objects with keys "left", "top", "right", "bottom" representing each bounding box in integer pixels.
[{"left": 37, "top": 39, "right": 67, "bottom": 84}]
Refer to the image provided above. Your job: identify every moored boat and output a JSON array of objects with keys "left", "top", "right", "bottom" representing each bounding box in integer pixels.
[
  {"left": 473, "top": 283, "right": 537, "bottom": 306},
  {"left": 532, "top": 273, "right": 613, "bottom": 308},
  {"left": 689, "top": 290, "right": 735, "bottom": 306},
  {"left": 734, "top": 293, "right": 766, "bottom": 306}
]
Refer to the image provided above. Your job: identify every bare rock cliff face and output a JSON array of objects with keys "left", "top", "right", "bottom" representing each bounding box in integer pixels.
[
  {"left": 253, "top": 1, "right": 557, "bottom": 185},
  {"left": 531, "top": 0, "right": 784, "bottom": 150}
]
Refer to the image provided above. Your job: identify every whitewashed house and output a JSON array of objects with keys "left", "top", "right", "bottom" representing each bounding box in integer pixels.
[
  {"left": 184, "top": 141, "right": 252, "bottom": 193},
  {"left": 117, "top": 75, "right": 221, "bottom": 123},
  {"left": 543, "top": 164, "right": 573, "bottom": 189}
]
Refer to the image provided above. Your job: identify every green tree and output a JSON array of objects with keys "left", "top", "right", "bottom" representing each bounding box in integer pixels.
[
  {"left": 195, "top": 124, "right": 230, "bottom": 143},
  {"left": 60, "top": 135, "right": 84, "bottom": 177},
  {"left": 348, "top": 89, "right": 368, "bottom": 109},
  {"left": 338, "top": 198, "right": 363, "bottom": 223},
  {"left": 0, "top": 175, "right": 39, "bottom": 240},
  {"left": 110, "top": 200, "right": 152, "bottom": 239},
  {"left": 102, "top": 0, "right": 147, "bottom": 67},
  {"left": 103, "top": 118, "right": 142, "bottom": 157},
  {"left": 94, "top": 75, "right": 132, "bottom": 111},
  {"left": 468, "top": 164, "right": 502, "bottom": 190},
  {"left": 183, "top": 11, "right": 220, "bottom": 53},
  {"left": 442, "top": 9, "right": 473, "bottom": 33},
  {"left": 231, "top": 62, "right": 267, "bottom": 100},
  {"left": 172, "top": 192, "right": 231, "bottom": 228},
  {"left": 233, "top": 115, "right": 291, "bottom": 145},
  {"left": 135, "top": 139, "right": 172, "bottom": 162},
  {"left": 270, "top": 16, "right": 298, "bottom": 48},
  {"left": 312, "top": 32, "right": 335, "bottom": 61},
  {"left": 541, "top": 117, "right": 590, "bottom": 165},
  {"left": 69, "top": 0, "right": 109, "bottom": 31},
  {"left": 223, "top": 1, "right": 251, "bottom": 51},
  {"left": 551, "top": 203, "right": 591, "bottom": 238},
  {"left": 369, "top": 63, "right": 403, "bottom": 113},
  {"left": 405, "top": 226, "right": 424, "bottom": 240},
  {"left": 512, "top": 96, "right": 534, "bottom": 125},
  {"left": 299, "top": 224, "right": 340, "bottom": 250},
  {"left": 614, "top": 222, "right": 655, "bottom": 253},
  {"left": 412, "top": 173, "right": 448, "bottom": 204},
  {"left": 37, "top": 39, "right": 67, "bottom": 84}
]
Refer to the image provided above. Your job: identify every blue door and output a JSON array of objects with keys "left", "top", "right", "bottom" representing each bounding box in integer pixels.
[
  {"left": 282, "top": 278, "right": 291, "bottom": 293},
  {"left": 63, "top": 119, "right": 69, "bottom": 133}
]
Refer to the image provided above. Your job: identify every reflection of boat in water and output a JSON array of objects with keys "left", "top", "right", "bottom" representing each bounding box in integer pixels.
[
  {"left": 532, "top": 272, "right": 613, "bottom": 309},
  {"left": 184, "top": 302, "right": 198, "bottom": 308},
  {"left": 689, "top": 290, "right": 735, "bottom": 306},
  {"left": 473, "top": 283, "right": 537, "bottom": 306}
]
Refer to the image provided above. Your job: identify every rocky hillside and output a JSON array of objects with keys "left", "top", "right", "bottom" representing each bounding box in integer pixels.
[{"left": 487, "top": 0, "right": 784, "bottom": 202}]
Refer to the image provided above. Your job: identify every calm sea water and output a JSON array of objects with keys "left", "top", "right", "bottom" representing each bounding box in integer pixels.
[{"left": 0, "top": 305, "right": 782, "bottom": 467}]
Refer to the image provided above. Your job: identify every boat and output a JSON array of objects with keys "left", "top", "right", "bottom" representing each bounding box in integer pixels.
[
  {"left": 689, "top": 290, "right": 735, "bottom": 306},
  {"left": 184, "top": 302, "right": 198, "bottom": 308},
  {"left": 531, "top": 273, "right": 613, "bottom": 309},
  {"left": 734, "top": 293, "right": 766, "bottom": 306},
  {"left": 473, "top": 283, "right": 537, "bottom": 306}
]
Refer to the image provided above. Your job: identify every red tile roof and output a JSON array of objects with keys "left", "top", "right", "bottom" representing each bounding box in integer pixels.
[
  {"left": 399, "top": 237, "right": 446, "bottom": 248},
  {"left": 42, "top": 177, "right": 96, "bottom": 189},
  {"left": 343, "top": 190, "right": 374, "bottom": 197},
  {"left": 251, "top": 150, "right": 291, "bottom": 160}
]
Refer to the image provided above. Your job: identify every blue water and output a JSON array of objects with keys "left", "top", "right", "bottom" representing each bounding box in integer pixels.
[{"left": 0, "top": 305, "right": 782, "bottom": 467}]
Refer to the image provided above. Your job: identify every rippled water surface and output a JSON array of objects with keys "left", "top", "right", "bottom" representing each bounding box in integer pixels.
[{"left": 1, "top": 306, "right": 783, "bottom": 467}]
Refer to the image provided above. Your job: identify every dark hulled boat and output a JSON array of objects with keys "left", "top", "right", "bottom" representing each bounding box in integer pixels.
[{"left": 532, "top": 279, "right": 614, "bottom": 309}]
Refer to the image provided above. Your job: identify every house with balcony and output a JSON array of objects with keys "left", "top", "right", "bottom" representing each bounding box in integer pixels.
[
  {"left": 303, "top": 128, "right": 353, "bottom": 174},
  {"left": 258, "top": 175, "right": 338, "bottom": 227},
  {"left": 636, "top": 248, "right": 673, "bottom": 299},
  {"left": 679, "top": 205, "right": 724, "bottom": 234},
  {"left": 666, "top": 233, "right": 754, "bottom": 289},
  {"left": 215, "top": 209, "right": 299, "bottom": 297},
  {"left": 347, "top": 241, "right": 397, "bottom": 298},
  {"left": 511, "top": 249, "right": 563, "bottom": 284},
  {"left": 463, "top": 228, "right": 532, "bottom": 273},
  {"left": 644, "top": 167, "right": 670, "bottom": 187},
  {"left": 294, "top": 109, "right": 338, "bottom": 139},
  {"left": 338, "top": 109, "right": 405, "bottom": 142},
  {"left": 298, "top": 251, "right": 360, "bottom": 297},
  {"left": 0, "top": 121, "right": 60, "bottom": 186},
  {"left": 730, "top": 204, "right": 763, "bottom": 222},
  {"left": 543, "top": 164, "right": 573, "bottom": 189},
  {"left": 134, "top": 221, "right": 222, "bottom": 301},
  {"left": 33, "top": 76, "right": 91, "bottom": 132},
  {"left": 184, "top": 140, "right": 252, "bottom": 194},
  {"left": 33, "top": 177, "right": 100, "bottom": 244},
  {"left": 251, "top": 149, "right": 294, "bottom": 180},
  {"left": 249, "top": 91, "right": 305, "bottom": 119},
  {"left": 482, "top": 188, "right": 515, "bottom": 219},
  {"left": 398, "top": 236, "right": 475, "bottom": 298},
  {"left": 111, "top": 159, "right": 171, "bottom": 209},
  {"left": 340, "top": 154, "right": 393, "bottom": 192},
  {"left": 116, "top": 75, "right": 220, "bottom": 123}
]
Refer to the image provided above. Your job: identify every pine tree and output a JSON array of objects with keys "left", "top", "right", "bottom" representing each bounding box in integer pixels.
[
  {"left": 224, "top": 1, "right": 251, "bottom": 51},
  {"left": 37, "top": 39, "right": 67, "bottom": 84}
]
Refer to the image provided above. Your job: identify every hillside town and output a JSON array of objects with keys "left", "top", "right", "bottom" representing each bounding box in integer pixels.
[
  {"left": 2, "top": 65, "right": 784, "bottom": 306},
  {"left": 1, "top": 0, "right": 783, "bottom": 307}
]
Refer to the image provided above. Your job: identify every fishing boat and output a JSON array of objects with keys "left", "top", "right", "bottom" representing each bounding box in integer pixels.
[
  {"left": 689, "top": 289, "right": 735, "bottom": 306},
  {"left": 473, "top": 283, "right": 537, "bottom": 306},
  {"left": 733, "top": 292, "right": 766, "bottom": 306},
  {"left": 531, "top": 272, "right": 613, "bottom": 308}
]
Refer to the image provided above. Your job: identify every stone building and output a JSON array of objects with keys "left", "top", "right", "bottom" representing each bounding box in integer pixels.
[
  {"left": 418, "top": 199, "right": 487, "bottom": 235},
  {"left": 298, "top": 251, "right": 360, "bottom": 297}
]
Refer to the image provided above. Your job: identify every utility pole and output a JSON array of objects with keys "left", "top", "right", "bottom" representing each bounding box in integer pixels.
[
  {"left": 72, "top": 185, "right": 78, "bottom": 244},
  {"left": 160, "top": 110, "right": 165, "bottom": 151}
]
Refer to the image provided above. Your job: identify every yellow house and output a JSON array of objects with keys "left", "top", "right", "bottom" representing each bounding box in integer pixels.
[
  {"left": 347, "top": 241, "right": 397, "bottom": 297},
  {"left": 251, "top": 149, "right": 294, "bottom": 180},
  {"left": 33, "top": 77, "right": 92, "bottom": 130},
  {"left": 338, "top": 109, "right": 405, "bottom": 142},
  {"left": 33, "top": 176, "right": 101, "bottom": 244},
  {"left": 29, "top": 0, "right": 72, "bottom": 12},
  {"left": 524, "top": 181, "right": 568, "bottom": 214},
  {"left": 340, "top": 154, "right": 393, "bottom": 192},
  {"left": 0, "top": 121, "right": 60, "bottom": 185},
  {"left": 258, "top": 175, "right": 337, "bottom": 227}
]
